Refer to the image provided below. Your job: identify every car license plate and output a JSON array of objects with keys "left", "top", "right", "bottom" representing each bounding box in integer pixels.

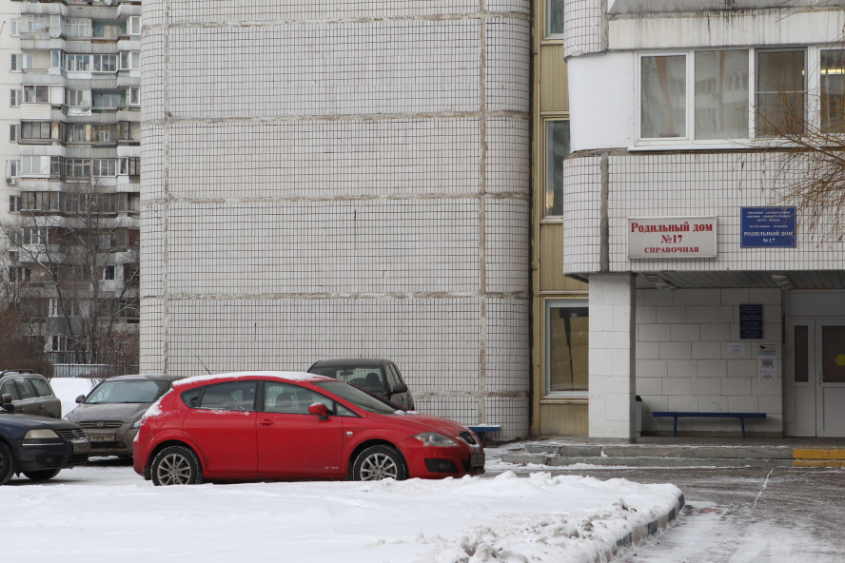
[
  {"left": 471, "top": 452, "right": 485, "bottom": 467},
  {"left": 73, "top": 442, "right": 90, "bottom": 453},
  {"left": 88, "top": 434, "right": 115, "bottom": 442}
]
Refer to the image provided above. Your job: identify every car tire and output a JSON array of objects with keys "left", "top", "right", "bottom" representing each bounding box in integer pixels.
[
  {"left": 23, "top": 469, "right": 61, "bottom": 481},
  {"left": 151, "top": 445, "right": 203, "bottom": 486},
  {"left": 352, "top": 445, "right": 407, "bottom": 481},
  {"left": 0, "top": 441, "right": 14, "bottom": 486}
]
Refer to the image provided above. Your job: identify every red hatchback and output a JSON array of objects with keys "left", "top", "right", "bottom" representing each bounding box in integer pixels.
[{"left": 133, "top": 372, "right": 485, "bottom": 485}]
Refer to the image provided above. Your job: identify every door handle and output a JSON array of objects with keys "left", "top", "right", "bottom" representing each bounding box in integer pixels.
[
  {"left": 259, "top": 420, "right": 274, "bottom": 426},
  {"left": 38, "top": 404, "right": 44, "bottom": 409}
]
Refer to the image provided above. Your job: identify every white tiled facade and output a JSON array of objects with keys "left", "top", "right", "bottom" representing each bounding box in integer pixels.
[{"left": 140, "top": 0, "right": 532, "bottom": 438}]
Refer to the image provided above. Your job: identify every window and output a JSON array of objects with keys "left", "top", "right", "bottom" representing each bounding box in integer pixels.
[
  {"left": 641, "top": 55, "right": 687, "bottom": 139},
  {"left": 547, "top": 0, "right": 564, "bottom": 37},
  {"left": 262, "top": 382, "right": 337, "bottom": 415},
  {"left": 65, "top": 54, "right": 90, "bottom": 72},
  {"left": 128, "top": 16, "right": 141, "bottom": 35},
  {"left": 92, "top": 159, "right": 116, "bottom": 176},
  {"left": 11, "top": 54, "right": 33, "bottom": 72},
  {"left": 821, "top": 49, "right": 845, "bottom": 133},
  {"left": 64, "top": 19, "right": 92, "bottom": 38},
  {"left": 92, "top": 124, "right": 117, "bottom": 143},
  {"left": 99, "top": 25, "right": 121, "bottom": 39},
  {"left": 31, "top": 378, "right": 53, "bottom": 397},
  {"left": 546, "top": 300, "right": 589, "bottom": 395},
  {"left": 21, "top": 122, "right": 52, "bottom": 140},
  {"left": 68, "top": 124, "right": 86, "bottom": 142},
  {"left": 14, "top": 379, "right": 36, "bottom": 400},
  {"left": 22, "top": 156, "right": 47, "bottom": 175},
  {"left": 756, "top": 50, "right": 805, "bottom": 137},
  {"left": 545, "top": 120, "right": 569, "bottom": 217},
  {"left": 103, "top": 266, "right": 115, "bottom": 280},
  {"left": 10, "top": 19, "right": 20, "bottom": 37},
  {"left": 22, "top": 226, "right": 47, "bottom": 245},
  {"left": 97, "top": 93, "right": 123, "bottom": 109},
  {"left": 8, "top": 267, "right": 32, "bottom": 282},
  {"left": 9, "top": 125, "right": 19, "bottom": 142},
  {"left": 119, "top": 157, "right": 140, "bottom": 176},
  {"left": 9, "top": 160, "right": 20, "bottom": 177},
  {"left": 119, "top": 121, "right": 131, "bottom": 140},
  {"left": 0, "top": 379, "right": 20, "bottom": 401},
  {"left": 24, "top": 86, "right": 49, "bottom": 104},
  {"left": 199, "top": 381, "right": 257, "bottom": 411},
  {"left": 10, "top": 89, "right": 22, "bottom": 107},
  {"left": 51, "top": 335, "right": 69, "bottom": 352},
  {"left": 120, "top": 51, "right": 140, "bottom": 70},
  {"left": 68, "top": 89, "right": 86, "bottom": 107},
  {"left": 65, "top": 158, "right": 91, "bottom": 178},
  {"left": 695, "top": 50, "right": 749, "bottom": 140},
  {"left": 308, "top": 366, "right": 387, "bottom": 394},
  {"left": 128, "top": 87, "right": 140, "bottom": 105},
  {"left": 92, "top": 54, "right": 117, "bottom": 72},
  {"left": 20, "top": 191, "right": 61, "bottom": 211},
  {"left": 9, "top": 196, "right": 21, "bottom": 212}
]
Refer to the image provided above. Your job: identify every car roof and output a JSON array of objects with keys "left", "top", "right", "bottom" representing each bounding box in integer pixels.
[
  {"left": 0, "top": 370, "right": 47, "bottom": 378},
  {"left": 104, "top": 374, "right": 189, "bottom": 382},
  {"left": 172, "top": 371, "right": 333, "bottom": 388},
  {"left": 308, "top": 359, "right": 392, "bottom": 369}
]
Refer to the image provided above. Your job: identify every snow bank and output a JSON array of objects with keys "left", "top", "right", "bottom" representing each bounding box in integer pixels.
[
  {"left": 49, "top": 377, "right": 97, "bottom": 418},
  {"left": 1, "top": 470, "right": 682, "bottom": 563}
]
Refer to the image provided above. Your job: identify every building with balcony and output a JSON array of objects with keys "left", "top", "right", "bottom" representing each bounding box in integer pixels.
[
  {"left": 564, "top": 0, "right": 845, "bottom": 440},
  {"left": 1, "top": 0, "right": 141, "bottom": 366}
]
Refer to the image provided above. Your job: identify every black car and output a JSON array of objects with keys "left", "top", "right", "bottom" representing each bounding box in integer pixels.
[
  {"left": 0, "top": 370, "right": 62, "bottom": 418},
  {"left": 307, "top": 358, "right": 415, "bottom": 410},
  {"left": 0, "top": 393, "right": 90, "bottom": 485}
]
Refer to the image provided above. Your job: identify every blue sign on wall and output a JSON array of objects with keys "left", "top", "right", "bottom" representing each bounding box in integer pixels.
[
  {"left": 739, "top": 304, "right": 764, "bottom": 339},
  {"left": 741, "top": 207, "right": 796, "bottom": 248}
]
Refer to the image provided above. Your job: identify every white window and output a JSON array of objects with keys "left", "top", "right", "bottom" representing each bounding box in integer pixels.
[
  {"left": 65, "top": 54, "right": 91, "bottom": 72},
  {"left": 23, "top": 85, "right": 49, "bottom": 104},
  {"left": 52, "top": 335, "right": 69, "bottom": 352},
  {"left": 119, "top": 157, "right": 139, "bottom": 176},
  {"left": 11, "top": 54, "right": 33, "bottom": 72},
  {"left": 22, "top": 226, "right": 46, "bottom": 245},
  {"left": 67, "top": 124, "right": 86, "bottom": 142},
  {"left": 821, "top": 49, "right": 845, "bottom": 133},
  {"left": 50, "top": 50, "right": 65, "bottom": 70},
  {"left": 64, "top": 18, "right": 92, "bottom": 38},
  {"left": 93, "top": 54, "right": 117, "bottom": 72},
  {"left": 756, "top": 49, "right": 805, "bottom": 137},
  {"left": 545, "top": 300, "right": 589, "bottom": 397},
  {"left": 545, "top": 120, "right": 569, "bottom": 217},
  {"left": 9, "top": 196, "right": 21, "bottom": 212},
  {"left": 9, "top": 160, "right": 21, "bottom": 177},
  {"left": 22, "top": 156, "right": 47, "bottom": 175},
  {"left": 128, "top": 87, "right": 140, "bottom": 105},
  {"left": 92, "top": 159, "right": 116, "bottom": 176},
  {"left": 97, "top": 93, "right": 123, "bottom": 109},
  {"left": 65, "top": 159, "right": 91, "bottom": 178},
  {"left": 9, "top": 125, "right": 19, "bottom": 143},
  {"left": 10, "top": 19, "right": 20, "bottom": 37},
  {"left": 547, "top": 0, "right": 564, "bottom": 38},
  {"left": 129, "top": 16, "right": 141, "bottom": 36},
  {"left": 67, "top": 89, "right": 86, "bottom": 107},
  {"left": 638, "top": 50, "right": 754, "bottom": 143},
  {"left": 120, "top": 51, "right": 140, "bottom": 70},
  {"left": 10, "top": 89, "right": 22, "bottom": 107}
]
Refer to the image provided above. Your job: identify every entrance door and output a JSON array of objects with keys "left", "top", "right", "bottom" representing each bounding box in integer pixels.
[{"left": 787, "top": 320, "right": 845, "bottom": 437}]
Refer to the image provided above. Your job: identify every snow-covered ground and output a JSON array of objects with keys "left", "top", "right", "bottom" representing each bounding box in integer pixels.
[
  {"left": 3, "top": 468, "right": 681, "bottom": 563},
  {"left": 50, "top": 377, "right": 98, "bottom": 418}
]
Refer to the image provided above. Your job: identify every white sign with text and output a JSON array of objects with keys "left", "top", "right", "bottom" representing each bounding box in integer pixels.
[{"left": 628, "top": 217, "right": 718, "bottom": 259}]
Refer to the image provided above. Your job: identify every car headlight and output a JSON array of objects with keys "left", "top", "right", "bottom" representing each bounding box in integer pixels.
[
  {"left": 23, "top": 429, "right": 60, "bottom": 442},
  {"left": 131, "top": 419, "right": 142, "bottom": 429},
  {"left": 413, "top": 432, "right": 458, "bottom": 447}
]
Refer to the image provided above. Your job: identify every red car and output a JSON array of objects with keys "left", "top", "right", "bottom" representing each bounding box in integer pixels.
[{"left": 133, "top": 372, "right": 485, "bottom": 485}]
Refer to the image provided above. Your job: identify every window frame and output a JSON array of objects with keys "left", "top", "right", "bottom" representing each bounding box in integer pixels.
[
  {"left": 546, "top": 0, "right": 565, "bottom": 39},
  {"left": 544, "top": 298, "right": 589, "bottom": 399},
  {"left": 10, "top": 89, "right": 22, "bottom": 107},
  {"left": 543, "top": 118, "right": 570, "bottom": 220}
]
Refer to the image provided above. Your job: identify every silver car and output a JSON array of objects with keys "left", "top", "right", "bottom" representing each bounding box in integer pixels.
[{"left": 64, "top": 374, "right": 185, "bottom": 458}]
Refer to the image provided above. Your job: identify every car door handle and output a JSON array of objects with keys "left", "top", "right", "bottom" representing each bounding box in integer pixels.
[
  {"left": 38, "top": 405, "right": 44, "bottom": 409},
  {"left": 259, "top": 420, "right": 274, "bottom": 426}
]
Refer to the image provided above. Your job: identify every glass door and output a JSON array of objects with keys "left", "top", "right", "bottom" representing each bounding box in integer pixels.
[
  {"left": 787, "top": 321, "right": 815, "bottom": 436},
  {"left": 816, "top": 322, "right": 845, "bottom": 437}
]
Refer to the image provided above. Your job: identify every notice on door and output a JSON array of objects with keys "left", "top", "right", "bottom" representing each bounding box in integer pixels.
[
  {"left": 757, "top": 342, "right": 777, "bottom": 382},
  {"left": 628, "top": 217, "right": 717, "bottom": 259}
]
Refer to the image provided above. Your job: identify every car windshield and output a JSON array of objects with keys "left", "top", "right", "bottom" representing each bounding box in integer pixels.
[
  {"left": 314, "top": 380, "right": 397, "bottom": 415},
  {"left": 85, "top": 380, "right": 171, "bottom": 404},
  {"left": 309, "top": 366, "right": 387, "bottom": 394}
]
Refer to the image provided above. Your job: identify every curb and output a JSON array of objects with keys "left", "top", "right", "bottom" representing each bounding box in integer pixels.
[{"left": 609, "top": 493, "right": 686, "bottom": 560}]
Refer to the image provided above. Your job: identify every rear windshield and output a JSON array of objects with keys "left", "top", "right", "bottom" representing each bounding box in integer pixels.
[
  {"left": 314, "top": 380, "right": 397, "bottom": 415},
  {"left": 85, "top": 380, "right": 172, "bottom": 404},
  {"left": 309, "top": 366, "right": 387, "bottom": 394}
]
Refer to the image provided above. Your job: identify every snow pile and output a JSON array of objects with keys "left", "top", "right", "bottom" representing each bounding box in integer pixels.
[
  {"left": 1, "top": 469, "right": 681, "bottom": 563},
  {"left": 49, "top": 377, "right": 97, "bottom": 418}
]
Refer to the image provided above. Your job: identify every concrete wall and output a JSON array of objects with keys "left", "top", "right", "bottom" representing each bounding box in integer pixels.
[
  {"left": 636, "top": 288, "right": 783, "bottom": 436},
  {"left": 140, "top": 0, "right": 532, "bottom": 438}
]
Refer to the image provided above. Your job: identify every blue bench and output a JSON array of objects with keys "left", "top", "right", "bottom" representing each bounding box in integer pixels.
[
  {"left": 468, "top": 425, "right": 501, "bottom": 444},
  {"left": 652, "top": 412, "right": 766, "bottom": 438}
]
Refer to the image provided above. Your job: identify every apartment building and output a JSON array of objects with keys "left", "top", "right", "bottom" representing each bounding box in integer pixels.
[
  {"left": 1, "top": 0, "right": 142, "bottom": 365},
  {"left": 563, "top": 0, "right": 845, "bottom": 440},
  {"left": 139, "top": 1, "right": 533, "bottom": 438}
]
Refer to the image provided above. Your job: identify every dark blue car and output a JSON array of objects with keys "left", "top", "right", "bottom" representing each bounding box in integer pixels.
[{"left": 0, "top": 393, "right": 90, "bottom": 485}]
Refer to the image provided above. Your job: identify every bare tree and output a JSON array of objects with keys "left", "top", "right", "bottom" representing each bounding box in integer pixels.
[{"left": 1, "top": 177, "right": 139, "bottom": 376}]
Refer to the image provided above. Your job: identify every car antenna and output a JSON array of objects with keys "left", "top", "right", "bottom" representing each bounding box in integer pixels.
[{"left": 197, "top": 357, "right": 212, "bottom": 375}]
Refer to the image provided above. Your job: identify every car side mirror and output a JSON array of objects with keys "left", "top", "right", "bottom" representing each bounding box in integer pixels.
[
  {"left": 308, "top": 403, "right": 330, "bottom": 421},
  {"left": 75, "top": 395, "right": 85, "bottom": 404},
  {"left": 1, "top": 394, "right": 13, "bottom": 413},
  {"left": 391, "top": 383, "right": 408, "bottom": 394}
]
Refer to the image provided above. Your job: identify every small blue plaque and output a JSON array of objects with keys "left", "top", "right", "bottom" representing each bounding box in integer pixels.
[
  {"left": 739, "top": 304, "right": 764, "bottom": 339},
  {"left": 741, "top": 207, "right": 796, "bottom": 248}
]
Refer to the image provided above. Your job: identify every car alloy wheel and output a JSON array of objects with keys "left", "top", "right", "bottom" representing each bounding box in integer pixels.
[
  {"left": 353, "top": 445, "right": 407, "bottom": 481},
  {"left": 0, "top": 441, "right": 14, "bottom": 486},
  {"left": 151, "top": 446, "right": 203, "bottom": 486}
]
